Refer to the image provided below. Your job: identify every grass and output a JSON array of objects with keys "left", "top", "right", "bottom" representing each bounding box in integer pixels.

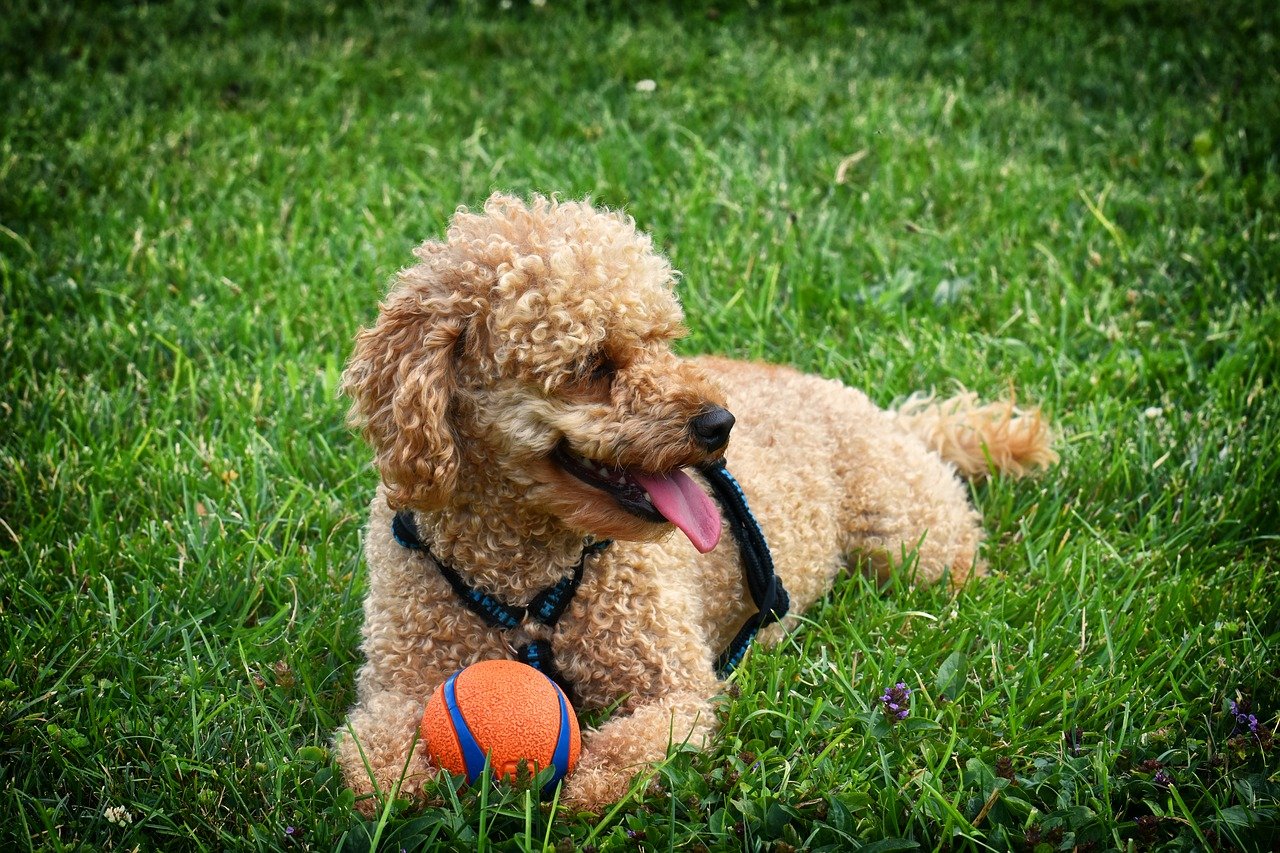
[{"left": 2, "top": 0, "right": 1278, "bottom": 849}]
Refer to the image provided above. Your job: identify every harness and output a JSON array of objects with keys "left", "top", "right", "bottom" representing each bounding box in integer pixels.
[
  {"left": 391, "top": 460, "right": 790, "bottom": 699},
  {"left": 700, "top": 460, "right": 791, "bottom": 674},
  {"left": 391, "top": 512, "right": 604, "bottom": 705}
]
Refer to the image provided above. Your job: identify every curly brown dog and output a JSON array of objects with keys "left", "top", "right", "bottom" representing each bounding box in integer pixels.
[{"left": 334, "top": 193, "right": 1056, "bottom": 813}]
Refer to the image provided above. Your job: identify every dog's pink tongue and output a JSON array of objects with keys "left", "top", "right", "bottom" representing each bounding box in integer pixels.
[{"left": 633, "top": 470, "right": 722, "bottom": 553}]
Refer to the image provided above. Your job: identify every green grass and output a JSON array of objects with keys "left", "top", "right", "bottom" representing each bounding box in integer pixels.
[{"left": 2, "top": 0, "right": 1278, "bottom": 849}]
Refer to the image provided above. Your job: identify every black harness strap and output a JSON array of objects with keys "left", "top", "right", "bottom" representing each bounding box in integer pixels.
[
  {"left": 699, "top": 460, "right": 790, "bottom": 676},
  {"left": 390, "top": 460, "right": 788, "bottom": 698},
  {"left": 392, "top": 511, "right": 604, "bottom": 704}
]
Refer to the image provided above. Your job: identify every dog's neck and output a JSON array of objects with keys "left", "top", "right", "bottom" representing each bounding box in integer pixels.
[{"left": 408, "top": 497, "right": 593, "bottom": 603}]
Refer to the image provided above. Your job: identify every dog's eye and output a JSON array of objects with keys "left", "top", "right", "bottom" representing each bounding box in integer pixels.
[{"left": 589, "top": 355, "right": 616, "bottom": 383}]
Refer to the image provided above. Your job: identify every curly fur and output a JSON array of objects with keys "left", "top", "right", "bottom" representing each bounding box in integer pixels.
[{"left": 334, "top": 193, "right": 1057, "bottom": 813}]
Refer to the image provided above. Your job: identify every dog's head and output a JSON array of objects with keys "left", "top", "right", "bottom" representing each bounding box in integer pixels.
[{"left": 343, "top": 193, "right": 730, "bottom": 552}]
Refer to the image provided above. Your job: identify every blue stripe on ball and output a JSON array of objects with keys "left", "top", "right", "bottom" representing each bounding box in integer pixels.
[
  {"left": 442, "top": 671, "right": 488, "bottom": 783},
  {"left": 546, "top": 679, "right": 571, "bottom": 794}
]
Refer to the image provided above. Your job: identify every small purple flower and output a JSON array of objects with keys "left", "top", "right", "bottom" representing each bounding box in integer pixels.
[
  {"left": 1230, "top": 700, "right": 1259, "bottom": 735},
  {"left": 880, "top": 682, "right": 911, "bottom": 722},
  {"left": 1153, "top": 769, "right": 1172, "bottom": 787},
  {"left": 285, "top": 826, "right": 296, "bottom": 836}
]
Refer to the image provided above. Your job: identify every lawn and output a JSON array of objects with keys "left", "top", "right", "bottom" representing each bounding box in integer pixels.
[{"left": 2, "top": 0, "right": 1278, "bottom": 849}]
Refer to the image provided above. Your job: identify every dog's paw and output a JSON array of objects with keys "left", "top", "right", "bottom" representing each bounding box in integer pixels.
[
  {"left": 339, "top": 757, "right": 436, "bottom": 817},
  {"left": 334, "top": 690, "right": 437, "bottom": 816},
  {"left": 560, "top": 761, "right": 644, "bottom": 815}
]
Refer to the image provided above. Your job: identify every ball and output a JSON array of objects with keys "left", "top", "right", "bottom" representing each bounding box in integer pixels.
[{"left": 420, "top": 659, "right": 580, "bottom": 793}]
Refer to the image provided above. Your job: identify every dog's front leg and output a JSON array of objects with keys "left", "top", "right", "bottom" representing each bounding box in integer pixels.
[
  {"left": 562, "top": 681, "right": 720, "bottom": 813},
  {"left": 334, "top": 689, "right": 435, "bottom": 816}
]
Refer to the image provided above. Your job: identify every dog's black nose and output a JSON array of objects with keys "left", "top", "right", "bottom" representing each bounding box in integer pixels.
[{"left": 691, "top": 406, "right": 735, "bottom": 452}]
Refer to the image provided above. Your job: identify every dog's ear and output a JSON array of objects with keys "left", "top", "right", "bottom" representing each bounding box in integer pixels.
[{"left": 342, "top": 265, "right": 466, "bottom": 511}]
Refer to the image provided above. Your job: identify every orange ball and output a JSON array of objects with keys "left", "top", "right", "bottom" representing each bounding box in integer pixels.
[{"left": 420, "top": 659, "right": 580, "bottom": 792}]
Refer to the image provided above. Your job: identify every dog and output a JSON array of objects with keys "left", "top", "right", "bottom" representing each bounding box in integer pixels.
[{"left": 334, "top": 193, "right": 1056, "bottom": 813}]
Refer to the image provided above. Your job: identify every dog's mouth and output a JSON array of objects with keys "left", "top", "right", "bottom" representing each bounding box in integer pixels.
[{"left": 552, "top": 442, "right": 722, "bottom": 553}]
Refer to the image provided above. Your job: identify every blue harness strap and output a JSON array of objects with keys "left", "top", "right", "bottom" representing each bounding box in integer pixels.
[
  {"left": 393, "top": 511, "right": 602, "bottom": 706},
  {"left": 391, "top": 460, "right": 787, "bottom": 696},
  {"left": 699, "top": 460, "right": 790, "bottom": 676}
]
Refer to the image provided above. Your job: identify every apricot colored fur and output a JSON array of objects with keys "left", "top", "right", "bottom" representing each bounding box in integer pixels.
[{"left": 334, "top": 193, "right": 1057, "bottom": 813}]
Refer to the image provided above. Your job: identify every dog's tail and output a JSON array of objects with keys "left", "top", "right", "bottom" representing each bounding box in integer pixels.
[{"left": 893, "top": 389, "right": 1058, "bottom": 480}]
